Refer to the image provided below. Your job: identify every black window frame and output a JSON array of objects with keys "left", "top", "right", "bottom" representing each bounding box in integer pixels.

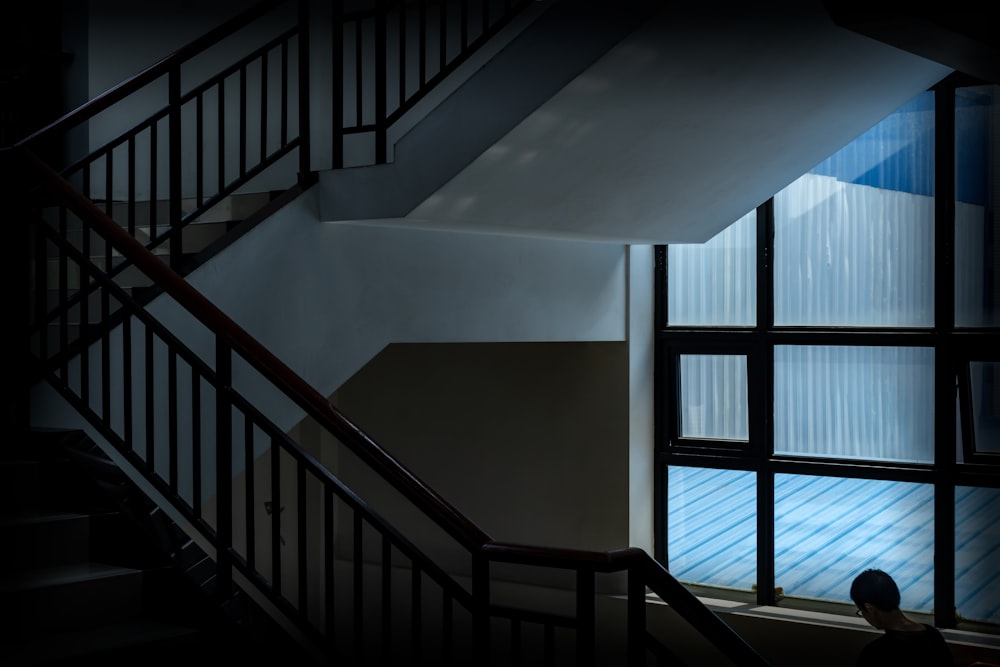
[{"left": 654, "top": 73, "right": 1000, "bottom": 631}]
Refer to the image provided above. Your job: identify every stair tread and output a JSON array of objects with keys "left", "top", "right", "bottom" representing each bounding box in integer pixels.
[
  {"left": 0, "top": 562, "right": 142, "bottom": 592},
  {"left": 1, "top": 617, "right": 202, "bottom": 666}
]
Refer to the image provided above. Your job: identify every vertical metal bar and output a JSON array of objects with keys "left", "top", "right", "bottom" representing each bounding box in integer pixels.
[
  {"left": 260, "top": 51, "right": 269, "bottom": 163},
  {"left": 460, "top": 0, "right": 468, "bottom": 50},
  {"left": 438, "top": 0, "right": 447, "bottom": 71},
  {"left": 127, "top": 136, "right": 136, "bottom": 237},
  {"left": 297, "top": 0, "right": 311, "bottom": 179},
  {"left": 122, "top": 311, "right": 133, "bottom": 447},
  {"left": 168, "top": 349, "right": 178, "bottom": 493},
  {"left": 79, "top": 173, "right": 90, "bottom": 405},
  {"left": 271, "top": 435, "right": 282, "bottom": 595},
  {"left": 627, "top": 566, "right": 646, "bottom": 667},
  {"left": 325, "top": 488, "right": 336, "bottom": 640},
  {"left": 105, "top": 150, "right": 113, "bottom": 220},
  {"left": 245, "top": 413, "right": 255, "bottom": 570},
  {"left": 442, "top": 592, "right": 453, "bottom": 666},
  {"left": 281, "top": 41, "right": 289, "bottom": 148},
  {"left": 149, "top": 124, "right": 158, "bottom": 238},
  {"left": 411, "top": 563, "right": 422, "bottom": 663},
  {"left": 298, "top": 460, "right": 308, "bottom": 618},
  {"left": 217, "top": 80, "right": 226, "bottom": 192},
  {"left": 331, "top": 0, "right": 344, "bottom": 169},
  {"left": 354, "top": 20, "right": 363, "bottom": 128},
  {"left": 381, "top": 533, "right": 392, "bottom": 664},
  {"left": 196, "top": 94, "right": 204, "bottom": 208},
  {"left": 168, "top": 64, "right": 183, "bottom": 272},
  {"left": 354, "top": 511, "right": 364, "bottom": 662},
  {"left": 145, "top": 326, "right": 155, "bottom": 470},
  {"left": 576, "top": 568, "right": 596, "bottom": 667},
  {"left": 239, "top": 66, "right": 248, "bottom": 176},
  {"left": 934, "top": 81, "right": 957, "bottom": 629},
  {"left": 471, "top": 552, "right": 490, "bottom": 664},
  {"left": 192, "top": 371, "right": 202, "bottom": 517},
  {"left": 398, "top": 2, "right": 406, "bottom": 110},
  {"left": 58, "top": 208, "right": 68, "bottom": 383},
  {"left": 100, "top": 275, "right": 111, "bottom": 426},
  {"left": 418, "top": 0, "right": 426, "bottom": 86},
  {"left": 374, "top": 0, "right": 387, "bottom": 163},
  {"left": 215, "top": 337, "right": 234, "bottom": 601}
]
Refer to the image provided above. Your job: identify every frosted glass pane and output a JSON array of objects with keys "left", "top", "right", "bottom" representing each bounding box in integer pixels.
[
  {"left": 774, "top": 346, "right": 935, "bottom": 462},
  {"left": 955, "top": 84, "right": 999, "bottom": 327},
  {"left": 775, "top": 474, "right": 934, "bottom": 612},
  {"left": 971, "top": 362, "right": 1000, "bottom": 454},
  {"left": 679, "top": 354, "right": 748, "bottom": 441},
  {"left": 956, "top": 486, "right": 1000, "bottom": 624},
  {"left": 774, "top": 93, "right": 935, "bottom": 326},
  {"left": 668, "top": 466, "right": 756, "bottom": 591},
  {"left": 668, "top": 210, "right": 756, "bottom": 327}
]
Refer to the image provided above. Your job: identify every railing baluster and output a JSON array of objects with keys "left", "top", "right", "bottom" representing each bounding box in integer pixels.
[
  {"left": 122, "top": 315, "right": 132, "bottom": 450},
  {"left": 271, "top": 433, "right": 282, "bottom": 595},
  {"left": 149, "top": 122, "right": 158, "bottom": 239},
  {"left": 576, "top": 567, "right": 596, "bottom": 667},
  {"left": 411, "top": 563, "right": 422, "bottom": 662},
  {"left": 382, "top": 533, "right": 392, "bottom": 665},
  {"left": 297, "top": 0, "right": 310, "bottom": 179},
  {"left": 215, "top": 336, "right": 234, "bottom": 601},
  {"left": 374, "top": 0, "right": 387, "bottom": 163},
  {"left": 196, "top": 94, "right": 204, "bottom": 208},
  {"left": 168, "top": 64, "right": 183, "bottom": 271},
  {"left": 239, "top": 67, "right": 248, "bottom": 176},
  {"left": 192, "top": 370, "right": 202, "bottom": 516},
  {"left": 245, "top": 412, "right": 255, "bottom": 570},
  {"left": 168, "top": 347, "right": 178, "bottom": 493},
  {"left": 354, "top": 511, "right": 364, "bottom": 662},
  {"left": 127, "top": 136, "right": 136, "bottom": 237},
  {"left": 260, "top": 50, "right": 269, "bottom": 163},
  {"left": 217, "top": 80, "right": 225, "bottom": 192},
  {"left": 324, "top": 487, "right": 336, "bottom": 641},
  {"left": 144, "top": 324, "right": 155, "bottom": 471},
  {"left": 298, "top": 460, "right": 308, "bottom": 618}
]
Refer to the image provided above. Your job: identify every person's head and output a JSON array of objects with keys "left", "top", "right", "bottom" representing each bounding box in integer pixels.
[{"left": 850, "top": 568, "right": 902, "bottom": 628}]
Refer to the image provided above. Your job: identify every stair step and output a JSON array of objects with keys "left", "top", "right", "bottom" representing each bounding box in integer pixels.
[
  {"left": 0, "top": 617, "right": 203, "bottom": 667},
  {"left": 0, "top": 511, "right": 91, "bottom": 570},
  {"left": 0, "top": 562, "right": 145, "bottom": 635}
]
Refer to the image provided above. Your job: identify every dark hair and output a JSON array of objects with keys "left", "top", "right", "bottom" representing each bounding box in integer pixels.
[{"left": 850, "top": 568, "right": 901, "bottom": 611}]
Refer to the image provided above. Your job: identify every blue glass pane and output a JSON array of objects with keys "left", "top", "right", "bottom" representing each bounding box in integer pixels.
[
  {"left": 775, "top": 475, "right": 934, "bottom": 612},
  {"left": 668, "top": 467, "right": 756, "bottom": 591},
  {"left": 774, "top": 93, "right": 935, "bottom": 327},
  {"left": 955, "top": 84, "right": 999, "bottom": 327},
  {"left": 668, "top": 210, "right": 756, "bottom": 327},
  {"left": 679, "top": 355, "right": 749, "bottom": 441},
  {"left": 774, "top": 346, "right": 935, "bottom": 462},
  {"left": 956, "top": 486, "right": 1000, "bottom": 624},
  {"left": 971, "top": 362, "right": 1000, "bottom": 454}
]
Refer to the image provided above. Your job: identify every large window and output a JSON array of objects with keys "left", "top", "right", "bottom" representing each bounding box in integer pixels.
[{"left": 656, "top": 80, "right": 1000, "bottom": 630}]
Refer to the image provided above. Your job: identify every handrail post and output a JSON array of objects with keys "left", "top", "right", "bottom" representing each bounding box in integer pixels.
[
  {"left": 576, "top": 567, "right": 596, "bottom": 667},
  {"left": 168, "top": 62, "right": 183, "bottom": 272},
  {"left": 472, "top": 551, "right": 491, "bottom": 664},
  {"left": 374, "top": 0, "right": 387, "bottom": 164},
  {"left": 297, "top": 0, "right": 311, "bottom": 181},
  {"left": 215, "top": 335, "right": 234, "bottom": 600},
  {"left": 330, "top": 0, "right": 344, "bottom": 170},
  {"left": 627, "top": 563, "right": 646, "bottom": 667}
]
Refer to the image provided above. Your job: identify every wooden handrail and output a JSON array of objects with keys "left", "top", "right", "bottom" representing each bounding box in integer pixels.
[{"left": 17, "top": 144, "right": 492, "bottom": 552}]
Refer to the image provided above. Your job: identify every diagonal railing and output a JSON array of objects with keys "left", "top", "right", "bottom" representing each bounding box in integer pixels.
[{"left": 9, "top": 1, "right": 776, "bottom": 665}]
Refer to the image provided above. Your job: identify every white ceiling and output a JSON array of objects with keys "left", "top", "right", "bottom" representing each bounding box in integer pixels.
[{"left": 401, "top": 1, "right": 953, "bottom": 244}]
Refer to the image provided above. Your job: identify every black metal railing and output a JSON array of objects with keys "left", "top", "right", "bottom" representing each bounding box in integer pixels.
[{"left": 10, "top": 1, "right": 775, "bottom": 665}]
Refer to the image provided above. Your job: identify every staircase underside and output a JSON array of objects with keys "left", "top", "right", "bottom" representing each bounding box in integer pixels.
[{"left": 321, "top": 0, "right": 954, "bottom": 244}]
